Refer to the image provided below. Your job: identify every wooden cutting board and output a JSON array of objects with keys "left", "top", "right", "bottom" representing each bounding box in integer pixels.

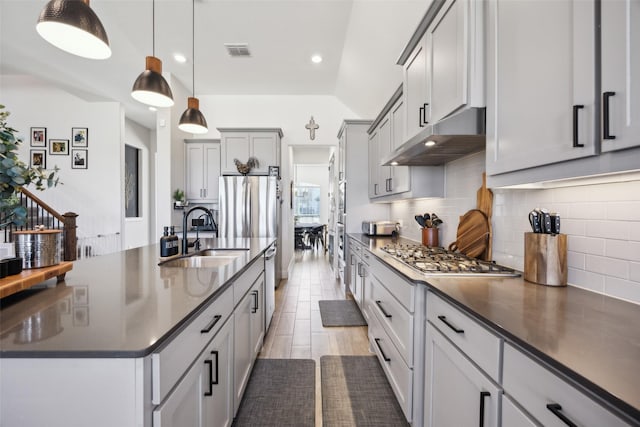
[
  {"left": 0, "top": 261, "right": 72, "bottom": 299},
  {"left": 476, "top": 172, "right": 494, "bottom": 261},
  {"left": 448, "top": 209, "right": 490, "bottom": 259}
]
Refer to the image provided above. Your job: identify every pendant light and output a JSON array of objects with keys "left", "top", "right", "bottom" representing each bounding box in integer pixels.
[
  {"left": 131, "top": 0, "right": 174, "bottom": 108},
  {"left": 36, "top": 0, "right": 111, "bottom": 60},
  {"left": 179, "top": 0, "right": 208, "bottom": 134}
]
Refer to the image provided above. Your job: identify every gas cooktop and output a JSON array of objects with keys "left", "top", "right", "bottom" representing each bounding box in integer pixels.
[{"left": 380, "top": 244, "right": 520, "bottom": 277}]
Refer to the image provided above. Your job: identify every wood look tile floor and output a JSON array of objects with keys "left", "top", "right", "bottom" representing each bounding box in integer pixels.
[{"left": 258, "top": 249, "right": 371, "bottom": 426}]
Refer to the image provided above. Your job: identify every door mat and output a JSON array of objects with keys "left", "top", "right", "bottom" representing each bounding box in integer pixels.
[
  {"left": 321, "top": 355, "right": 409, "bottom": 427},
  {"left": 318, "top": 300, "right": 367, "bottom": 327},
  {"left": 233, "top": 358, "right": 315, "bottom": 427}
]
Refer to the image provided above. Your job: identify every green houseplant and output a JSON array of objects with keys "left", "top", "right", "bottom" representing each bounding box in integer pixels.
[
  {"left": 0, "top": 105, "right": 60, "bottom": 228},
  {"left": 172, "top": 188, "right": 186, "bottom": 206}
]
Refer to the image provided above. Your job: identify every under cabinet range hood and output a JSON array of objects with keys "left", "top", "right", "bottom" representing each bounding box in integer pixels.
[{"left": 382, "top": 107, "right": 486, "bottom": 166}]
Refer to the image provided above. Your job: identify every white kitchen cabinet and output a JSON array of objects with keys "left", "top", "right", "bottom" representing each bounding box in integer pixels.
[
  {"left": 403, "top": 34, "right": 430, "bottom": 141},
  {"left": 218, "top": 128, "right": 282, "bottom": 175},
  {"left": 486, "top": 0, "right": 597, "bottom": 176},
  {"left": 368, "top": 129, "right": 382, "bottom": 198},
  {"left": 153, "top": 317, "right": 234, "bottom": 427},
  {"left": 424, "top": 323, "right": 501, "bottom": 427},
  {"left": 503, "top": 343, "right": 631, "bottom": 427},
  {"left": 502, "top": 394, "right": 539, "bottom": 427},
  {"left": 233, "top": 273, "right": 265, "bottom": 414},
  {"left": 601, "top": 0, "right": 640, "bottom": 152},
  {"left": 185, "top": 140, "right": 220, "bottom": 202}
]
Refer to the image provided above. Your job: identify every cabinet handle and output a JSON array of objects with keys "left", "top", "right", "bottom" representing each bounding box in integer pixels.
[
  {"left": 419, "top": 106, "right": 425, "bottom": 127},
  {"left": 204, "top": 359, "right": 213, "bottom": 396},
  {"left": 572, "top": 105, "right": 585, "bottom": 147},
  {"left": 211, "top": 350, "right": 219, "bottom": 385},
  {"left": 374, "top": 338, "right": 391, "bottom": 362},
  {"left": 479, "top": 391, "right": 490, "bottom": 427},
  {"left": 422, "top": 103, "right": 429, "bottom": 125},
  {"left": 603, "top": 92, "right": 616, "bottom": 140},
  {"left": 437, "top": 315, "right": 464, "bottom": 333},
  {"left": 357, "top": 262, "right": 363, "bottom": 277},
  {"left": 375, "top": 300, "right": 392, "bottom": 318},
  {"left": 546, "top": 403, "right": 578, "bottom": 427},
  {"left": 200, "top": 314, "right": 222, "bottom": 334},
  {"left": 351, "top": 254, "right": 355, "bottom": 266},
  {"left": 251, "top": 290, "right": 259, "bottom": 313},
  {"left": 374, "top": 183, "right": 378, "bottom": 195}
]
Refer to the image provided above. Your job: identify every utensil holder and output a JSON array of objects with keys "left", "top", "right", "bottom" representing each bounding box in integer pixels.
[
  {"left": 524, "top": 232, "right": 567, "bottom": 286},
  {"left": 422, "top": 228, "right": 439, "bottom": 247}
]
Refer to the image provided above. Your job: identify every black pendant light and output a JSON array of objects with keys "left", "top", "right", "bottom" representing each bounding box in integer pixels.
[
  {"left": 131, "top": 0, "right": 174, "bottom": 108},
  {"left": 179, "top": 0, "right": 208, "bottom": 134},
  {"left": 36, "top": 0, "right": 111, "bottom": 60}
]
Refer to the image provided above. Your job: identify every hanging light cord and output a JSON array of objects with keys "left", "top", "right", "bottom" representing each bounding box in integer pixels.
[
  {"left": 152, "top": 0, "right": 156, "bottom": 56},
  {"left": 192, "top": 0, "right": 196, "bottom": 97}
]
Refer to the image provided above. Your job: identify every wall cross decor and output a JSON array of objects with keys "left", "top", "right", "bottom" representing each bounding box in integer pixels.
[{"left": 305, "top": 116, "right": 319, "bottom": 140}]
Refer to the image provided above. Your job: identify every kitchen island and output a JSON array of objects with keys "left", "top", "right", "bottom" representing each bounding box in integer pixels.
[
  {"left": 349, "top": 233, "right": 640, "bottom": 426},
  {"left": 0, "top": 237, "right": 274, "bottom": 427}
]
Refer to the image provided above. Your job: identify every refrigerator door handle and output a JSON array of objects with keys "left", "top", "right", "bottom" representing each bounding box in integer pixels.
[{"left": 265, "top": 247, "right": 277, "bottom": 260}]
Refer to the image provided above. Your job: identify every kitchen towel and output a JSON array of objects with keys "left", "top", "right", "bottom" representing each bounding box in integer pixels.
[
  {"left": 321, "top": 355, "right": 409, "bottom": 427},
  {"left": 318, "top": 299, "right": 367, "bottom": 327},
  {"left": 233, "top": 358, "right": 315, "bottom": 427}
]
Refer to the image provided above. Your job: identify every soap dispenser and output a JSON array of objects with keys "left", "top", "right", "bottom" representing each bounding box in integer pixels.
[
  {"left": 160, "top": 226, "right": 172, "bottom": 257},
  {"left": 168, "top": 226, "right": 179, "bottom": 255}
]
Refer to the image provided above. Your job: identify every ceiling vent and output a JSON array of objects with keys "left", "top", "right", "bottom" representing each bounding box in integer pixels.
[{"left": 224, "top": 43, "right": 251, "bottom": 57}]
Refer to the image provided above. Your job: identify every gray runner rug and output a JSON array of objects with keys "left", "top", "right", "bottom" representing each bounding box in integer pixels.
[
  {"left": 318, "top": 300, "right": 367, "bottom": 327},
  {"left": 321, "top": 355, "right": 409, "bottom": 427},
  {"left": 233, "top": 358, "right": 315, "bottom": 427}
]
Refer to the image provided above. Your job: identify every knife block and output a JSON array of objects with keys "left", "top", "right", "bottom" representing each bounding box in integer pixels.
[{"left": 524, "top": 232, "right": 567, "bottom": 286}]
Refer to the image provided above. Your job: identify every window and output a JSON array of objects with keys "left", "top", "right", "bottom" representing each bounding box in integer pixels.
[{"left": 293, "top": 185, "right": 320, "bottom": 224}]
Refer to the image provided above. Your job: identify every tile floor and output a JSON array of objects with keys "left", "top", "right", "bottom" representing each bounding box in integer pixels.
[{"left": 258, "top": 249, "right": 372, "bottom": 426}]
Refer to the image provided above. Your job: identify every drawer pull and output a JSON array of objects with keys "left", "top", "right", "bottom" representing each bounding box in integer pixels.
[
  {"left": 204, "top": 359, "right": 213, "bottom": 396},
  {"left": 572, "top": 105, "right": 585, "bottom": 148},
  {"left": 252, "top": 290, "right": 259, "bottom": 313},
  {"left": 211, "top": 350, "right": 219, "bottom": 385},
  {"left": 374, "top": 338, "right": 391, "bottom": 362},
  {"left": 546, "top": 403, "right": 578, "bottom": 427},
  {"left": 200, "top": 315, "right": 222, "bottom": 334},
  {"left": 479, "top": 391, "right": 490, "bottom": 427},
  {"left": 603, "top": 91, "right": 616, "bottom": 140},
  {"left": 437, "top": 315, "right": 464, "bottom": 334},
  {"left": 375, "top": 300, "right": 392, "bottom": 318}
]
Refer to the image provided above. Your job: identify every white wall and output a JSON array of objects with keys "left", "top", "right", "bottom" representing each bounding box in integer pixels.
[
  {"left": 2, "top": 75, "right": 123, "bottom": 251},
  {"left": 123, "top": 119, "right": 152, "bottom": 249},
  {"left": 390, "top": 151, "right": 640, "bottom": 305}
]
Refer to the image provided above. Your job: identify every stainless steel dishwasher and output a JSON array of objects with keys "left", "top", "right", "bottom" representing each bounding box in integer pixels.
[{"left": 264, "top": 244, "right": 277, "bottom": 331}]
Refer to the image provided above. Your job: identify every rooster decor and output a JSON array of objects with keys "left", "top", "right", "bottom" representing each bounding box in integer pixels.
[{"left": 234, "top": 157, "right": 260, "bottom": 175}]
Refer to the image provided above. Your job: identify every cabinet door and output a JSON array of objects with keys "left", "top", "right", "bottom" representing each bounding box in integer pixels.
[
  {"left": 249, "top": 278, "right": 265, "bottom": 357},
  {"left": 424, "top": 323, "right": 500, "bottom": 427},
  {"left": 250, "top": 133, "right": 278, "bottom": 174},
  {"left": 368, "top": 131, "right": 381, "bottom": 198},
  {"left": 233, "top": 288, "right": 253, "bottom": 414},
  {"left": 486, "top": 0, "right": 596, "bottom": 176},
  {"left": 429, "top": 0, "right": 467, "bottom": 123},
  {"left": 404, "top": 36, "right": 430, "bottom": 141},
  {"left": 203, "top": 144, "right": 220, "bottom": 202},
  {"left": 221, "top": 133, "right": 250, "bottom": 175},
  {"left": 186, "top": 143, "right": 205, "bottom": 200},
  {"left": 502, "top": 394, "right": 538, "bottom": 427},
  {"left": 389, "top": 99, "right": 410, "bottom": 194},
  {"left": 203, "top": 319, "right": 234, "bottom": 427},
  {"left": 377, "top": 115, "right": 393, "bottom": 195},
  {"left": 601, "top": 0, "right": 640, "bottom": 152}
]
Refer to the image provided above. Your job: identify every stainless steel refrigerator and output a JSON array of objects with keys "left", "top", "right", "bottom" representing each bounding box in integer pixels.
[{"left": 219, "top": 175, "right": 281, "bottom": 331}]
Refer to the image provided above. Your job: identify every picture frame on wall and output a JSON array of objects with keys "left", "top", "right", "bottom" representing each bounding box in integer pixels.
[
  {"left": 30, "top": 149, "right": 46, "bottom": 169},
  {"left": 71, "top": 149, "right": 88, "bottom": 169},
  {"left": 72, "top": 127, "right": 88, "bottom": 147},
  {"left": 30, "top": 127, "right": 46, "bottom": 147},
  {"left": 49, "top": 139, "right": 69, "bottom": 155}
]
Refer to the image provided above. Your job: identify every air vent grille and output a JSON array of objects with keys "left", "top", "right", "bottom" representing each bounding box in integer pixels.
[{"left": 224, "top": 43, "right": 251, "bottom": 57}]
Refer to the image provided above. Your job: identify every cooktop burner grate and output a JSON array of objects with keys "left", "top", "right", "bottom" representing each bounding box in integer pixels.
[{"left": 380, "top": 244, "right": 519, "bottom": 277}]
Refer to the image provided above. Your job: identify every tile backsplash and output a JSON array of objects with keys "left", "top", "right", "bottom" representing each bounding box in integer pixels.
[{"left": 390, "top": 152, "right": 640, "bottom": 305}]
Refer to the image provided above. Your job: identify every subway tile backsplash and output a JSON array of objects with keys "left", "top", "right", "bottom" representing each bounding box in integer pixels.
[{"left": 390, "top": 151, "right": 640, "bottom": 305}]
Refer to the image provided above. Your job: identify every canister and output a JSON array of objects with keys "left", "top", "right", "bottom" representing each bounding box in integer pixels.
[{"left": 14, "top": 229, "right": 62, "bottom": 269}]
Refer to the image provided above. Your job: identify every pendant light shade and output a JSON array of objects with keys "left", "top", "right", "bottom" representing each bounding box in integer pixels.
[
  {"left": 179, "top": 0, "right": 208, "bottom": 134},
  {"left": 36, "top": 0, "right": 111, "bottom": 60},
  {"left": 131, "top": 56, "right": 174, "bottom": 108},
  {"left": 179, "top": 98, "right": 208, "bottom": 134},
  {"left": 131, "top": 0, "right": 174, "bottom": 108}
]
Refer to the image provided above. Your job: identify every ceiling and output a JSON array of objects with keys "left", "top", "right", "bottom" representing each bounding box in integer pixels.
[{"left": 0, "top": 0, "right": 428, "bottom": 129}]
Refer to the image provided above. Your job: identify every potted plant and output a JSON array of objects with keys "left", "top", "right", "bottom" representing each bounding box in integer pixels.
[
  {"left": 0, "top": 105, "right": 60, "bottom": 229},
  {"left": 172, "top": 188, "right": 186, "bottom": 208}
]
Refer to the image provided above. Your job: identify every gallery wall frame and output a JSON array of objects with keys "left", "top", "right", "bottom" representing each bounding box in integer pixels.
[
  {"left": 71, "top": 149, "right": 88, "bottom": 169},
  {"left": 49, "top": 139, "right": 69, "bottom": 155},
  {"left": 72, "top": 127, "right": 88, "bottom": 147},
  {"left": 30, "top": 149, "right": 46, "bottom": 169},
  {"left": 30, "top": 127, "right": 46, "bottom": 147}
]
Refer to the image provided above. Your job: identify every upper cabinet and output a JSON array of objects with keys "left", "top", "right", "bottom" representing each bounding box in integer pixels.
[
  {"left": 486, "top": 0, "right": 597, "bottom": 176},
  {"left": 403, "top": 34, "right": 430, "bottom": 141},
  {"left": 601, "top": 0, "right": 640, "bottom": 153},
  {"left": 184, "top": 140, "right": 221, "bottom": 203},
  {"left": 218, "top": 128, "right": 283, "bottom": 175}
]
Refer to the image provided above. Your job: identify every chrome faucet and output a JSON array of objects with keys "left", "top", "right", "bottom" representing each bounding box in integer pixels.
[{"left": 182, "top": 206, "right": 217, "bottom": 255}]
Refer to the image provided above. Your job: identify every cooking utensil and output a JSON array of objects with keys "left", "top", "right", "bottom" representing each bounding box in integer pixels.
[
  {"left": 415, "top": 215, "right": 426, "bottom": 228},
  {"left": 423, "top": 213, "right": 431, "bottom": 228},
  {"left": 431, "top": 216, "right": 443, "bottom": 228},
  {"left": 540, "top": 208, "right": 552, "bottom": 234},
  {"left": 529, "top": 210, "right": 542, "bottom": 233},
  {"left": 550, "top": 213, "right": 561, "bottom": 234},
  {"left": 448, "top": 209, "right": 490, "bottom": 258}
]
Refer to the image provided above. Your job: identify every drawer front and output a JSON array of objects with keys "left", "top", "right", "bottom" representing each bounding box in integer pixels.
[
  {"left": 502, "top": 394, "right": 538, "bottom": 427},
  {"left": 350, "top": 238, "right": 363, "bottom": 256},
  {"left": 368, "top": 311, "right": 413, "bottom": 423},
  {"left": 233, "top": 257, "right": 264, "bottom": 306},
  {"left": 152, "top": 287, "right": 234, "bottom": 404},
  {"left": 371, "top": 275, "right": 414, "bottom": 366},
  {"left": 369, "top": 254, "right": 415, "bottom": 312},
  {"left": 427, "top": 292, "right": 501, "bottom": 382},
  {"left": 503, "top": 344, "right": 631, "bottom": 427}
]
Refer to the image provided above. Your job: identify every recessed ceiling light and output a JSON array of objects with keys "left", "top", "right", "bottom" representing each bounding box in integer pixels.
[
  {"left": 425, "top": 140, "right": 436, "bottom": 147},
  {"left": 391, "top": 161, "right": 399, "bottom": 166},
  {"left": 174, "top": 53, "right": 187, "bottom": 63},
  {"left": 148, "top": 106, "right": 157, "bottom": 112},
  {"left": 311, "top": 54, "right": 322, "bottom": 64}
]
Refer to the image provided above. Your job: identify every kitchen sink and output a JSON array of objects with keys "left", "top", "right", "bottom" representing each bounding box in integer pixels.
[{"left": 158, "top": 249, "right": 249, "bottom": 268}]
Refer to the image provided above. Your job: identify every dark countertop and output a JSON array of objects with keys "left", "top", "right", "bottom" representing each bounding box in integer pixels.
[
  {"left": 0, "top": 238, "right": 274, "bottom": 358},
  {"left": 349, "top": 233, "right": 640, "bottom": 424}
]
